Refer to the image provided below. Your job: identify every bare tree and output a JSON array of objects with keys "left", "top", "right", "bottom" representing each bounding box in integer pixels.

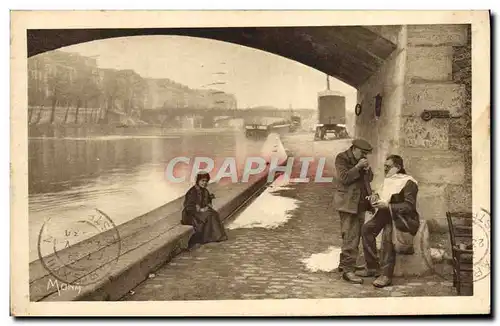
[
  {"left": 68, "top": 64, "right": 101, "bottom": 124},
  {"left": 46, "top": 67, "right": 73, "bottom": 124},
  {"left": 101, "top": 69, "right": 121, "bottom": 122},
  {"left": 63, "top": 104, "right": 72, "bottom": 123}
]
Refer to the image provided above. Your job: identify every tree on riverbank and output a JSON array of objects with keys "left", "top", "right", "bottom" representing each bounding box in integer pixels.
[
  {"left": 70, "top": 65, "right": 101, "bottom": 124},
  {"left": 47, "top": 67, "right": 71, "bottom": 124}
]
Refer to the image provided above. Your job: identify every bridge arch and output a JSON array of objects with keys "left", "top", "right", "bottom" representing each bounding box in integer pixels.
[{"left": 27, "top": 26, "right": 397, "bottom": 88}]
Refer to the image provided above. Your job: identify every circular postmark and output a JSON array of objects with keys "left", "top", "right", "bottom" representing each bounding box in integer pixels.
[
  {"left": 37, "top": 208, "right": 121, "bottom": 286},
  {"left": 420, "top": 209, "right": 491, "bottom": 284},
  {"left": 471, "top": 208, "right": 491, "bottom": 282}
]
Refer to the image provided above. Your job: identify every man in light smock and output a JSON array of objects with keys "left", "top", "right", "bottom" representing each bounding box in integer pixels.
[{"left": 356, "top": 154, "right": 420, "bottom": 288}]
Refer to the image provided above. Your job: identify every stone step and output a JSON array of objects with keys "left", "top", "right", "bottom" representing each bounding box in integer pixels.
[
  {"left": 44, "top": 223, "right": 193, "bottom": 301},
  {"left": 29, "top": 196, "right": 186, "bottom": 284},
  {"left": 30, "top": 171, "right": 273, "bottom": 302},
  {"left": 29, "top": 209, "right": 192, "bottom": 301},
  {"left": 29, "top": 179, "right": 251, "bottom": 285}
]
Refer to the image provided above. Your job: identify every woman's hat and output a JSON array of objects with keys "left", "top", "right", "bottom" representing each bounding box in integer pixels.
[{"left": 196, "top": 171, "right": 211, "bottom": 182}]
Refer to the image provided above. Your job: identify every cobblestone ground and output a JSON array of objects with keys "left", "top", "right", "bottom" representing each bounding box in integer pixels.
[{"left": 123, "top": 181, "right": 456, "bottom": 301}]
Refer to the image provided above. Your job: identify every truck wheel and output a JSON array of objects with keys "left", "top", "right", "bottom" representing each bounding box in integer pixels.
[
  {"left": 314, "top": 127, "right": 320, "bottom": 140},
  {"left": 320, "top": 128, "right": 326, "bottom": 140}
]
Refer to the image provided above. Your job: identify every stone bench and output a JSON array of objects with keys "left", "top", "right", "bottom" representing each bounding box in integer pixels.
[
  {"left": 368, "top": 215, "right": 432, "bottom": 277},
  {"left": 393, "top": 220, "right": 432, "bottom": 277}
]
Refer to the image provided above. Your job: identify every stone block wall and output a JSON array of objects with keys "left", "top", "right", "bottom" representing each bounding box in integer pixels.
[
  {"left": 356, "top": 24, "right": 472, "bottom": 231},
  {"left": 404, "top": 24, "right": 471, "bottom": 231},
  {"left": 356, "top": 26, "right": 406, "bottom": 190}
]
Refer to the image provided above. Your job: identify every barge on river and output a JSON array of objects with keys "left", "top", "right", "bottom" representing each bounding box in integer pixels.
[{"left": 244, "top": 116, "right": 292, "bottom": 139}]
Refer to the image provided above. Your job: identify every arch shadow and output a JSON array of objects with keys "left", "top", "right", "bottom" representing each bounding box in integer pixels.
[{"left": 27, "top": 26, "right": 397, "bottom": 88}]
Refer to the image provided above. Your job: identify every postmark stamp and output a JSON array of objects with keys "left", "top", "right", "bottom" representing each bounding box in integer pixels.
[
  {"left": 37, "top": 208, "right": 121, "bottom": 287},
  {"left": 420, "top": 208, "right": 491, "bottom": 284},
  {"left": 471, "top": 208, "right": 491, "bottom": 282}
]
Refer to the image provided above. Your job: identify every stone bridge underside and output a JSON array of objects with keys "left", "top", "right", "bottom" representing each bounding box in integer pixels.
[{"left": 27, "top": 26, "right": 397, "bottom": 88}]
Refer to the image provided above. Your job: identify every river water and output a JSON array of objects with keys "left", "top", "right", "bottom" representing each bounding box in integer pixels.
[{"left": 28, "top": 127, "right": 266, "bottom": 262}]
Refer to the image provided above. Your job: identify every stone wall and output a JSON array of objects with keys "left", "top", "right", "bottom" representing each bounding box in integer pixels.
[
  {"left": 355, "top": 25, "right": 406, "bottom": 190},
  {"left": 356, "top": 24, "right": 472, "bottom": 231},
  {"left": 403, "top": 24, "right": 471, "bottom": 231}
]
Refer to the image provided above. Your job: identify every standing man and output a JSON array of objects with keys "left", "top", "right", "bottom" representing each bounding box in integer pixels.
[{"left": 334, "top": 139, "right": 374, "bottom": 284}]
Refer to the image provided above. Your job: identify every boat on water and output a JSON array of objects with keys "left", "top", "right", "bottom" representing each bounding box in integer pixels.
[{"left": 244, "top": 116, "right": 292, "bottom": 139}]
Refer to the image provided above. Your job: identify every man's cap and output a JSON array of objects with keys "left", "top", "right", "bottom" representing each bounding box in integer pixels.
[{"left": 352, "top": 138, "right": 373, "bottom": 152}]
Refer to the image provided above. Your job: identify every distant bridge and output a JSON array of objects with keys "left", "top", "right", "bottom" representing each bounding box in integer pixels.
[{"left": 140, "top": 107, "right": 316, "bottom": 125}]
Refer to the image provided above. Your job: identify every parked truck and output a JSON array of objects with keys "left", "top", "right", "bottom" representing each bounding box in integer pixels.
[{"left": 314, "top": 90, "right": 349, "bottom": 140}]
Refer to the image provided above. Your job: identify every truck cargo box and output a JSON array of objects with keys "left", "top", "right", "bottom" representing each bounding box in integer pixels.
[
  {"left": 317, "top": 90, "right": 346, "bottom": 125},
  {"left": 315, "top": 90, "right": 348, "bottom": 140}
]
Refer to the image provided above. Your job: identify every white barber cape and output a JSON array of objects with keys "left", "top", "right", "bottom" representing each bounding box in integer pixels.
[{"left": 376, "top": 173, "right": 418, "bottom": 254}]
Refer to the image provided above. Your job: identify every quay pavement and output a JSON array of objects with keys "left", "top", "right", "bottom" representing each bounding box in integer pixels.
[{"left": 122, "top": 133, "right": 456, "bottom": 301}]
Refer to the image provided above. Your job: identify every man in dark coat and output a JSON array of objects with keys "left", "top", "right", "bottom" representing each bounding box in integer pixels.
[
  {"left": 334, "top": 138, "right": 374, "bottom": 284},
  {"left": 356, "top": 154, "right": 420, "bottom": 288}
]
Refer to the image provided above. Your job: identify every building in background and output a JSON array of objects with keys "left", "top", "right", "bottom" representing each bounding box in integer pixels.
[{"left": 28, "top": 50, "right": 238, "bottom": 125}]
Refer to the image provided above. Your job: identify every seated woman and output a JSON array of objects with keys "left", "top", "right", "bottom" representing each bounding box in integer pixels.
[{"left": 181, "top": 172, "right": 228, "bottom": 248}]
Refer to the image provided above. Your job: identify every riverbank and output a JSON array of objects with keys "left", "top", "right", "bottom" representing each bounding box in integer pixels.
[
  {"left": 28, "top": 130, "right": 266, "bottom": 262},
  {"left": 30, "top": 168, "right": 276, "bottom": 302},
  {"left": 29, "top": 123, "right": 240, "bottom": 138}
]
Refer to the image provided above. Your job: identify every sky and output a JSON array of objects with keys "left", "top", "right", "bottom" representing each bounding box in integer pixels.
[{"left": 60, "top": 35, "right": 357, "bottom": 110}]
